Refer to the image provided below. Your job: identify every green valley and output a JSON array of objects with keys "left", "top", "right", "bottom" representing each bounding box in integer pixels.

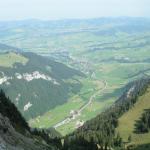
[
  {"left": 0, "top": 18, "right": 150, "bottom": 137},
  {"left": 0, "top": 0, "right": 150, "bottom": 149}
]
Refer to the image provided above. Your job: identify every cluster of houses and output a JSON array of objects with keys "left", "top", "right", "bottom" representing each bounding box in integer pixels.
[{"left": 69, "top": 110, "right": 84, "bottom": 128}]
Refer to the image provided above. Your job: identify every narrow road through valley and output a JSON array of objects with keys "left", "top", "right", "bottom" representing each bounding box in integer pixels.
[{"left": 54, "top": 79, "right": 107, "bottom": 129}]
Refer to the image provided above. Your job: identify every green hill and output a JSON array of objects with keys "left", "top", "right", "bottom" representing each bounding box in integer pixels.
[
  {"left": 0, "top": 51, "right": 85, "bottom": 120},
  {"left": 0, "top": 52, "right": 28, "bottom": 67}
]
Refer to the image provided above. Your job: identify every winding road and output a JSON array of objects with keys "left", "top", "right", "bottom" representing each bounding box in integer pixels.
[{"left": 54, "top": 79, "right": 107, "bottom": 129}]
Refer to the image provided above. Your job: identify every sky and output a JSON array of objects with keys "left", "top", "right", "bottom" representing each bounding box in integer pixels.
[{"left": 0, "top": 0, "right": 150, "bottom": 21}]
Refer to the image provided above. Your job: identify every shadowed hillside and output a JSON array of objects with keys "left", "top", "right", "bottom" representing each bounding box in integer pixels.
[
  {"left": 0, "top": 51, "right": 85, "bottom": 120},
  {"left": 0, "top": 90, "right": 62, "bottom": 150}
]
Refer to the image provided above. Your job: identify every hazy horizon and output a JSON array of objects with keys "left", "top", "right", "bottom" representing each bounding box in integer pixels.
[
  {"left": 0, "top": 0, "right": 150, "bottom": 21},
  {"left": 0, "top": 16, "right": 150, "bottom": 23}
]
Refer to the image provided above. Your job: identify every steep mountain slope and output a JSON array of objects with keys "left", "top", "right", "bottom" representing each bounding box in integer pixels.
[
  {"left": 117, "top": 87, "right": 150, "bottom": 149},
  {"left": 63, "top": 78, "right": 150, "bottom": 150},
  {"left": 0, "top": 113, "right": 52, "bottom": 150},
  {"left": 0, "top": 51, "right": 85, "bottom": 120},
  {"left": 0, "top": 90, "right": 59, "bottom": 150}
]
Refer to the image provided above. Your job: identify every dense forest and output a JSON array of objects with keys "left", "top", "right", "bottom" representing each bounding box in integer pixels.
[
  {"left": 135, "top": 109, "right": 150, "bottom": 133},
  {"left": 0, "top": 52, "right": 84, "bottom": 120}
]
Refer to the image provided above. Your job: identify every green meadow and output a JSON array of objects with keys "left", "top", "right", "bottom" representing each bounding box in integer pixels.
[{"left": 0, "top": 52, "right": 28, "bottom": 67}]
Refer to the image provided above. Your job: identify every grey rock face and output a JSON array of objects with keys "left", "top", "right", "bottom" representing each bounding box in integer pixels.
[{"left": 0, "top": 113, "right": 52, "bottom": 150}]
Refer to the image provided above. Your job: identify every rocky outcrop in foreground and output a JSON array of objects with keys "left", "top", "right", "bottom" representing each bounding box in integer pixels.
[{"left": 0, "top": 113, "right": 52, "bottom": 150}]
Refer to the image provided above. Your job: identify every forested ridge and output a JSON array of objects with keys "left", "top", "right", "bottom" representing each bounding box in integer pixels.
[
  {"left": 63, "top": 77, "right": 150, "bottom": 150},
  {"left": 0, "top": 52, "right": 84, "bottom": 120}
]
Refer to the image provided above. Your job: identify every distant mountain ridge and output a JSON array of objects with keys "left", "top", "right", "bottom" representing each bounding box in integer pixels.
[
  {"left": 0, "top": 43, "right": 22, "bottom": 53},
  {"left": 0, "top": 17, "right": 150, "bottom": 58}
]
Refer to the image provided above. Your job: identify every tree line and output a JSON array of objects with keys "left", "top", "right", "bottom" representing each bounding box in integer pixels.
[{"left": 136, "top": 109, "right": 150, "bottom": 133}]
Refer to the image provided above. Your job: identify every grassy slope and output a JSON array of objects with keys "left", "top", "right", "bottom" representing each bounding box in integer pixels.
[
  {"left": 0, "top": 52, "right": 28, "bottom": 67},
  {"left": 117, "top": 87, "right": 150, "bottom": 146}
]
